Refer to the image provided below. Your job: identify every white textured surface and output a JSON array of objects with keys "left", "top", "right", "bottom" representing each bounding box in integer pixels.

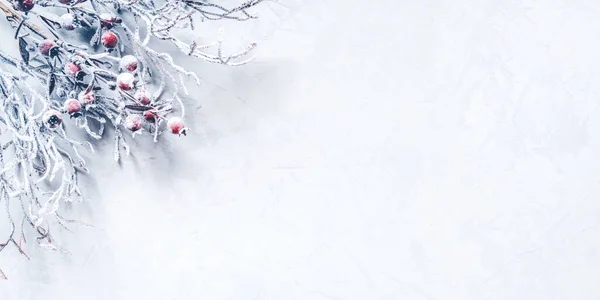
[{"left": 4, "top": 0, "right": 600, "bottom": 299}]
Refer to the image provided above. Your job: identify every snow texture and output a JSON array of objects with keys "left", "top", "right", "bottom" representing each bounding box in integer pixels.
[{"left": 3, "top": 0, "right": 600, "bottom": 299}]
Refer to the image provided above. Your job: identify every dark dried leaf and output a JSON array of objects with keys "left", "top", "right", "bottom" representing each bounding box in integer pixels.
[
  {"left": 90, "top": 25, "right": 102, "bottom": 46},
  {"left": 18, "top": 37, "right": 29, "bottom": 65},
  {"left": 124, "top": 105, "right": 152, "bottom": 111},
  {"left": 48, "top": 73, "right": 56, "bottom": 96}
]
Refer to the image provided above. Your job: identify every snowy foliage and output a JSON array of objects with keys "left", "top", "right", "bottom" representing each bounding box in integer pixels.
[{"left": 0, "top": 0, "right": 268, "bottom": 272}]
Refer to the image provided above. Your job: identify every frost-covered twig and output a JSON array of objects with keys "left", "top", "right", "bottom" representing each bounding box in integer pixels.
[{"left": 0, "top": 0, "right": 268, "bottom": 273}]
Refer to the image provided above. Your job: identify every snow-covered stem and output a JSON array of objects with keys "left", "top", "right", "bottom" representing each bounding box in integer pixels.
[{"left": 0, "top": 0, "right": 268, "bottom": 273}]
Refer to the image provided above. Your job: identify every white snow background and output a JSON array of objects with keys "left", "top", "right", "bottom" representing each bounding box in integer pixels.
[{"left": 2, "top": 0, "right": 600, "bottom": 299}]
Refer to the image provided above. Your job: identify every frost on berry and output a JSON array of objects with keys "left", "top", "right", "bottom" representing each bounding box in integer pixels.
[
  {"left": 134, "top": 89, "right": 150, "bottom": 105},
  {"left": 167, "top": 117, "right": 186, "bottom": 135},
  {"left": 99, "top": 13, "right": 117, "bottom": 23},
  {"left": 101, "top": 31, "right": 118, "bottom": 48},
  {"left": 0, "top": 0, "right": 267, "bottom": 264},
  {"left": 78, "top": 91, "right": 96, "bottom": 106},
  {"left": 13, "top": 0, "right": 34, "bottom": 12},
  {"left": 119, "top": 55, "right": 138, "bottom": 72},
  {"left": 64, "top": 98, "right": 81, "bottom": 115},
  {"left": 38, "top": 39, "right": 55, "bottom": 56},
  {"left": 143, "top": 111, "right": 156, "bottom": 122},
  {"left": 116, "top": 72, "right": 135, "bottom": 91},
  {"left": 124, "top": 114, "right": 143, "bottom": 132},
  {"left": 64, "top": 62, "right": 81, "bottom": 77},
  {"left": 59, "top": 13, "right": 76, "bottom": 30},
  {"left": 42, "top": 109, "right": 63, "bottom": 130}
]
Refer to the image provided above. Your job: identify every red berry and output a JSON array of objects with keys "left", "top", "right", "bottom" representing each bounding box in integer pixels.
[
  {"left": 63, "top": 98, "right": 81, "bottom": 114},
  {"left": 78, "top": 91, "right": 96, "bottom": 105},
  {"left": 64, "top": 62, "right": 81, "bottom": 77},
  {"left": 38, "top": 39, "right": 55, "bottom": 56},
  {"left": 99, "top": 13, "right": 117, "bottom": 23},
  {"left": 134, "top": 89, "right": 150, "bottom": 105},
  {"left": 119, "top": 55, "right": 139, "bottom": 72},
  {"left": 13, "top": 0, "right": 34, "bottom": 12},
  {"left": 143, "top": 111, "right": 156, "bottom": 122},
  {"left": 125, "top": 114, "right": 142, "bottom": 132},
  {"left": 116, "top": 72, "right": 135, "bottom": 91},
  {"left": 101, "top": 31, "right": 118, "bottom": 48},
  {"left": 167, "top": 117, "right": 185, "bottom": 135}
]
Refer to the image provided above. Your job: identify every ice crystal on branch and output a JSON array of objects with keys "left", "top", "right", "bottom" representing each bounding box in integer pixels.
[{"left": 0, "top": 0, "right": 269, "bottom": 272}]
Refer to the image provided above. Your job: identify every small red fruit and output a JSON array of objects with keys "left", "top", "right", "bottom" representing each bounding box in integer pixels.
[
  {"left": 64, "top": 62, "right": 81, "bottom": 77},
  {"left": 13, "top": 0, "right": 34, "bottom": 12},
  {"left": 99, "top": 13, "right": 117, "bottom": 23},
  {"left": 78, "top": 91, "right": 96, "bottom": 105},
  {"left": 64, "top": 98, "right": 81, "bottom": 114},
  {"left": 116, "top": 72, "right": 135, "bottom": 91},
  {"left": 167, "top": 117, "right": 185, "bottom": 135},
  {"left": 101, "top": 31, "right": 118, "bottom": 48},
  {"left": 119, "top": 55, "right": 138, "bottom": 72},
  {"left": 125, "top": 114, "right": 142, "bottom": 132},
  {"left": 143, "top": 111, "right": 156, "bottom": 122},
  {"left": 134, "top": 89, "right": 150, "bottom": 105},
  {"left": 38, "top": 39, "right": 55, "bottom": 56}
]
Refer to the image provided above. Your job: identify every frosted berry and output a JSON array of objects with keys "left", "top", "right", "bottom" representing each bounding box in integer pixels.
[
  {"left": 42, "top": 109, "right": 62, "bottom": 130},
  {"left": 119, "top": 55, "right": 139, "bottom": 72},
  {"left": 134, "top": 89, "right": 150, "bottom": 105},
  {"left": 64, "top": 62, "right": 81, "bottom": 77},
  {"left": 13, "top": 0, "right": 34, "bottom": 12},
  {"left": 167, "top": 117, "right": 185, "bottom": 135},
  {"left": 38, "top": 39, "right": 55, "bottom": 56},
  {"left": 124, "top": 114, "right": 142, "bottom": 132},
  {"left": 63, "top": 98, "right": 81, "bottom": 114},
  {"left": 99, "top": 13, "right": 119, "bottom": 28},
  {"left": 78, "top": 91, "right": 96, "bottom": 105},
  {"left": 59, "top": 13, "right": 76, "bottom": 30},
  {"left": 101, "top": 31, "right": 118, "bottom": 48},
  {"left": 116, "top": 72, "right": 135, "bottom": 91},
  {"left": 57, "top": 0, "right": 71, "bottom": 4},
  {"left": 99, "top": 13, "right": 117, "bottom": 23},
  {"left": 143, "top": 111, "right": 156, "bottom": 122}
]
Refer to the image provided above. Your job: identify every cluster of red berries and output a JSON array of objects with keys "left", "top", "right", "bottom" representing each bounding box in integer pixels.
[
  {"left": 42, "top": 53, "right": 185, "bottom": 135},
  {"left": 27, "top": 1, "right": 186, "bottom": 136}
]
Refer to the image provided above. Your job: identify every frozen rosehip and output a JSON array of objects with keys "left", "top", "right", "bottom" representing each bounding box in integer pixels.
[
  {"left": 99, "top": 13, "right": 117, "bottom": 23},
  {"left": 78, "top": 91, "right": 96, "bottom": 105},
  {"left": 38, "top": 39, "right": 55, "bottom": 56},
  {"left": 143, "top": 111, "right": 156, "bottom": 122},
  {"left": 134, "top": 89, "right": 151, "bottom": 105},
  {"left": 119, "top": 55, "right": 139, "bottom": 72},
  {"left": 101, "top": 31, "right": 118, "bottom": 48},
  {"left": 59, "top": 13, "right": 76, "bottom": 30},
  {"left": 64, "top": 62, "right": 81, "bottom": 77},
  {"left": 13, "top": 0, "right": 34, "bottom": 12},
  {"left": 63, "top": 98, "right": 81, "bottom": 114},
  {"left": 167, "top": 117, "right": 185, "bottom": 135},
  {"left": 116, "top": 72, "right": 135, "bottom": 91},
  {"left": 42, "top": 109, "right": 62, "bottom": 130},
  {"left": 124, "top": 114, "right": 143, "bottom": 132}
]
